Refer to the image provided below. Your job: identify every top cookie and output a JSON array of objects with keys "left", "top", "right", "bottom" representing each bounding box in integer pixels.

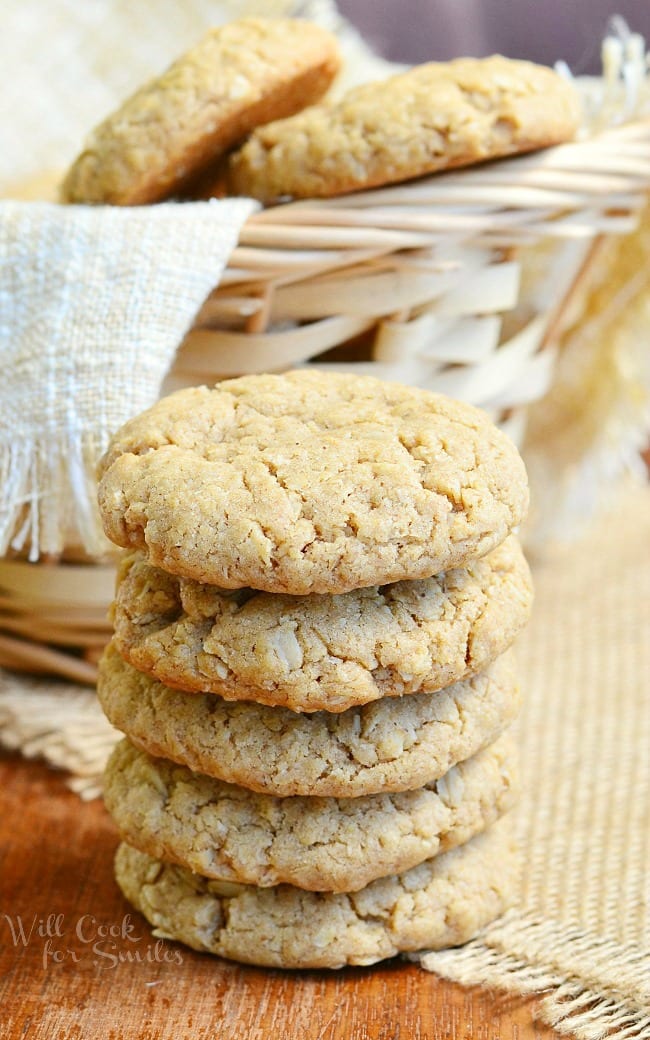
[
  {"left": 97, "top": 371, "right": 529, "bottom": 595},
  {"left": 228, "top": 55, "right": 580, "bottom": 202},
  {"left": 60, "top": 18, "right": 340, "bottom": 205}
]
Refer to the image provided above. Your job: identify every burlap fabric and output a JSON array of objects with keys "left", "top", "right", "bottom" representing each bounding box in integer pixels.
[
  {"left": 0, "top": 199, "right": 255, "bottom": 560},
  {"left": 0, "top": 672, "right": 119, "bottom": 800},
  {"left": 420, "top": 483, "right": 650, "bottom": 1039}
]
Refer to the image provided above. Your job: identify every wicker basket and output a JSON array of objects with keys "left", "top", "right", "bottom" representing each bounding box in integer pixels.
[{"left": 3, "top": 117, "right": 650, "bottom": 685}]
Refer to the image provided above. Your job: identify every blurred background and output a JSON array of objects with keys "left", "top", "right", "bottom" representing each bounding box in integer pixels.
[{"left": 338, "top": 0, "right": 650, "bottom": 71}]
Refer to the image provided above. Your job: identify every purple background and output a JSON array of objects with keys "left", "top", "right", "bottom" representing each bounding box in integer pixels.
[{"left": 337, "top": 0, "right": 650, "bottom": 73}]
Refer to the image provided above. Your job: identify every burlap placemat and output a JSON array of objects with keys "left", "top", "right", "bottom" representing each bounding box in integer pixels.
[
  {"left": 0, "top": 671, "right": 119, "bottom": 799},
  {"left": 420, "top": 481, "right": 650, "bottom": 1039}
]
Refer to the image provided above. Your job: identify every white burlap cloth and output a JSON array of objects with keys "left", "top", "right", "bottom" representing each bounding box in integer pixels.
[{"left": 0, "top": 199, "right": 255, "bottom": 559}]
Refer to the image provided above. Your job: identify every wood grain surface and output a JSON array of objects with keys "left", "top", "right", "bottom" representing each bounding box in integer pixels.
[{"left": 0, "top": 752, "right": 558, "bottom": 1040}]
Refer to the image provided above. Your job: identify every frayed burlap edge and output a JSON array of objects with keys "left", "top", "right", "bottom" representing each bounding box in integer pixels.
[
  {"left": 418, "top": 912, "right": 650, "bottom": 1040},
  {"left": 0, "top": 670, "right": 119, "bottom": 799}
]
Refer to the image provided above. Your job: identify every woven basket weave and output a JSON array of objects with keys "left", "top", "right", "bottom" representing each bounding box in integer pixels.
[
  {"left": 3, "top": 117, "right": 650, "bottom": 684},
  {"left": 176, "top": 122, "right": 650, "bottom": 419}
]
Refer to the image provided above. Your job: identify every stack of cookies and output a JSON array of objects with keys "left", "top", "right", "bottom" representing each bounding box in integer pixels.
[{"left": 96, "top": 370, "right": 532, "bottom": 969}]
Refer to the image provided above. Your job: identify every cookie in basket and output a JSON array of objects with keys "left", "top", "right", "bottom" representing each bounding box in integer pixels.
[
  {"left": 97, "top": 643, "right": 520, "bottom": 798},
  {"left": 60, "top": 18, "right": 341, "bottom": 205},
  {"left": 104, "top": 733, "right": 517, "bottom": 893},
  {"left": 114, "top": 815, "right": 518, "bottom": 969},
  {"left": 228, "top": 55, "right": 581, "bottom": 201},
  {"left": 97, "top": 371, "right": 529, "bottom": 595},
  {"left": 111, "top": 535, "right": 532, "bottom": 712}
]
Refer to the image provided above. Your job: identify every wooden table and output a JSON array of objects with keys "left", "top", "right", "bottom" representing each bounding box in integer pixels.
[{"left": 0, "top": 753, "right": 558, "bottom": 1039}]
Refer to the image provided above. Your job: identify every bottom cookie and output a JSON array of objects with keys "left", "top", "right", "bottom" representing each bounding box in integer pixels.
[{"left": 114, "top": 816, "right": 517, "bottom": 969}]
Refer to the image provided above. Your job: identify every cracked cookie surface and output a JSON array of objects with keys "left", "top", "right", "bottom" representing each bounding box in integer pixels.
[
  {"left": 98, "top": 371, "right": 529, "bottom": 595},
  {"left": 97, "top": 643, "right": 520, "bottom": 797},
  {"left": 228, "top": 55, "right": 580, "bottom": 202},
  {"left": 112, "top": 535, "right": 531, "bottom": 711},
  {"left": 104, "top": 734, "right": 517, "bottom": 893},
  {"left": 61, "top": 18, "right": 340, "bottom": 205},
  {"left": 114, "top": 815, "right": 517, "bottom": 968}
]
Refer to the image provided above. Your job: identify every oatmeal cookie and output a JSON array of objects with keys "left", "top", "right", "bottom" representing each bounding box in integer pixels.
[
  {"left": 61, "top": 18, "right": 340, "bottom": 204},
  {"left": 228, "top": 55, "right": 580, "bottom": 202},
  {"left": 98, "top": 371, "right": 529, "bottom": 595},
  {"left": 97, "top": 643, "right": 520, "bottom": 798},
  {"left": 104, "top": 734, "right": 517, "bottom": 892},
  {"left": 111, "top": 536, "right": 531, "bottom": 711},
  {"left": 114, "top": 816, "right": 517, "bottom": 968}
]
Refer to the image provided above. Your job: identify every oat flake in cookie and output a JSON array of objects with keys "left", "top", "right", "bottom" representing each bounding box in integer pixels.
[{"left": 97, "top": 371, "right": 529, "bottom": 595}]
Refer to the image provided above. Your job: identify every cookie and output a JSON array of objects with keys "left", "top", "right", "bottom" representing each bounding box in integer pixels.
[
  {"left": 97, "top": 643, "right": 520, "bottom": 798},
  {"left": 111, "top": 535, "right": 531, "bottom": 712},
  {"left": 104, "top": 733, "right": 517, "bottom": 893},
  {"left": 60, "top": 18, "right": 340, "bottom": 205},
  {"left": 97, "top": 371, "right": 529, "bottom": 595},
  {"left": 114, "top": 815, "right": 517, "bottom": 969},
  {"left": 228, "top": 55, "right": 581, "bottom": 202}
]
